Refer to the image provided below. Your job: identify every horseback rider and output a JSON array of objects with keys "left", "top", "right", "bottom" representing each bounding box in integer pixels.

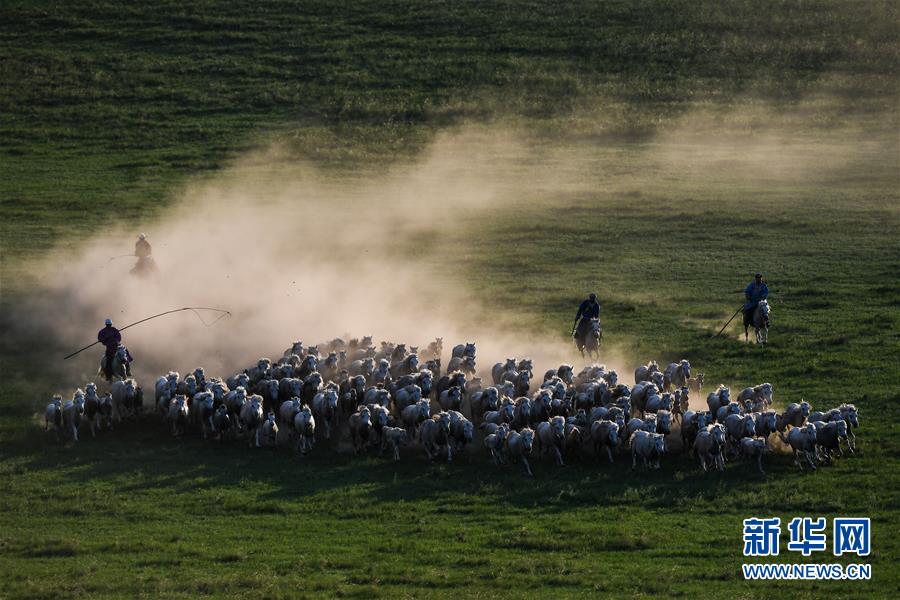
[
  {"left": 743, "top": 273, "right": 769, "bottom": 329},
  {"left": 97, "top": 318, "right": 122, "bottom": 379},
  {"left": 131, "top": 233, "right": 158, "bottom": 277},
  {"left": 572, "top": 292, "right": 600, "bottom": 341},
  {"left": 135, "top": 233, "right": 152, "bottom": 258}
]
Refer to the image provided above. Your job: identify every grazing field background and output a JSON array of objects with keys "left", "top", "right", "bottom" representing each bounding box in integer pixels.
[{"left": 1, "top": 1, "right": 899, "bottom": 597}]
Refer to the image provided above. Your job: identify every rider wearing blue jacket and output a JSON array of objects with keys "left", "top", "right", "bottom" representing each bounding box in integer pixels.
[
  {"left": 743, "top": 273, "right": 769, "bottom": 327},
  {"left": 573, "top": 293, "right": 600, "bottom": 339}
]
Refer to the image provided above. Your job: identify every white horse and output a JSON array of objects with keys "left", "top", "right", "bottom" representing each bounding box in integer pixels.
[
  {"left": 100, "top": 345, "right": 131, "bottom": 382},
  {"left": 575, "top": 318, "right": 602, "bottom": 360},
  {"left": 745, "top": 300, "right": 771, "bottom": 344},
  {"left": 663, "top": 360, "right": 690, "bottom": 391}
]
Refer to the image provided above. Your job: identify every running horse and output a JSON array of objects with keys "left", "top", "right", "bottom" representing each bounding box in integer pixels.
[
  {"left": 99, "top": 344, "right": 133, "bottom": 382},
  {"left": 745, "top": 300, "right": 771, "bottom": 345},
  {"left": 574, "top": 318, "right": 602, "bottom": 359}
]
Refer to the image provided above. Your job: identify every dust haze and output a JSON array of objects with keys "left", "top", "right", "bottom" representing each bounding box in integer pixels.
[
  {"left": 17, "top": 98, "right": 895, "bottom": 393},
  {"left": 37, "top": 126, "right": 631, "bottom": 385}
]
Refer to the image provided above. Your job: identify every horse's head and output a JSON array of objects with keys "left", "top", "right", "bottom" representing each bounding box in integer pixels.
[
  {"left": 436, "top": 411, "right": 451, "bottom": 434},
  {"left": 719, "top": 385, "right": 731, "bottom": 403},
  {"left": 551, "top": 416, "right": 566, "bottom": 439},
  {"left": 842, "top": 404, "right": 859, "bottom": 428},
  {"left": 757, "top": 300, "right": 771, "bottom": 321},
  {"left": 697, "top": 411, "right": 709, "bottom": 428},
  {"left": 835, "top": 420, "right": 848, "bottom": 438},
  {"left": 742, "top": 415, "right": 756, "bottom": 437},
  {"left": 520, "top": 429, "right": 534, "bottom": 453},
  {"left": 306, "top": 372, "right": 323, "bottom": 389},
  {"left": 803, "top": 423, "right": 817, "bottom": 443},
  {"left": 418, "top": 399, "right": 431, "bottom": 419},
  {"left": 711, "top": 424, "right": 726, "bottom": 445},
  {"left": 501, "top": 402, "right": 515, "bottom": 420}
]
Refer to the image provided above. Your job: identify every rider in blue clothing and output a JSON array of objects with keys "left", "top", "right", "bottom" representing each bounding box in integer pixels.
[
  {"left": 743, "top": 273, "right": 769, "bottom": 327},
  {"left": 573, "top": 292, "right": 600, "bottom": 340}
]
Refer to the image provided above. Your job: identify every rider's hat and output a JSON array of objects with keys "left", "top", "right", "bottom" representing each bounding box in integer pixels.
[
  {"left": 589, "top": 292, "right": 597, "bottom": 300},
  {"left": 754, "top": 272, "right": 762, "bottom": 278},
  {"left": 105, "top": 318, "right": 112, "bottom": 326},
  {"left": 138, "top": 233, "right": 146, "bottom": 240}
]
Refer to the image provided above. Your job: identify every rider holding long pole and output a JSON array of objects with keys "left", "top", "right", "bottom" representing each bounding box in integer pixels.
[
  {"left": 97, "top": 318, "right": 121, "bottom": 379},
  {"left": 742, "top": 273, "right": 769, "bottom": 331}
]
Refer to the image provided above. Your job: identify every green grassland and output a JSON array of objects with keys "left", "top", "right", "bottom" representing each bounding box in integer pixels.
[{"left": 2, "top": 1, "right": 899, "bottom": 597}]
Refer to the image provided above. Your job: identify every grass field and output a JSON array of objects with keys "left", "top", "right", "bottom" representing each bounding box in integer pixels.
[{"left": 1, "top": 1, "right": 899, "bottom": 597}]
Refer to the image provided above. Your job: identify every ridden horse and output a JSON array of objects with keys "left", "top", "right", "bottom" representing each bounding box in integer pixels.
[
  {"left": 575, "top": 318, "right": 602, "bottom": 359},
  {"left": 100, "top": 344, "right": 131, "bottom": 382},
  {"left": 745, "top": 300, "right": 771, "bottom": 344}
]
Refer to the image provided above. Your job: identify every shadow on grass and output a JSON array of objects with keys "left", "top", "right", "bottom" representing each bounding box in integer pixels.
[{"left": 1, "top": 410, "right": 864, "bottom": 517}]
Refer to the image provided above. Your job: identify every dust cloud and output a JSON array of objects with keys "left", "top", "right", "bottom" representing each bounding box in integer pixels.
[
  {"left": 20, "top": 98, "right": 894, "bottom": 392},
  {"left": 34, "top": 126, "right": 630, "bottom": 387}
]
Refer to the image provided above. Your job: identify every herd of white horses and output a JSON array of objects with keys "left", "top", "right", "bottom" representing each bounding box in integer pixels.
[{"left": 44, "top": 336, "right": 858, "bottom": 476}]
